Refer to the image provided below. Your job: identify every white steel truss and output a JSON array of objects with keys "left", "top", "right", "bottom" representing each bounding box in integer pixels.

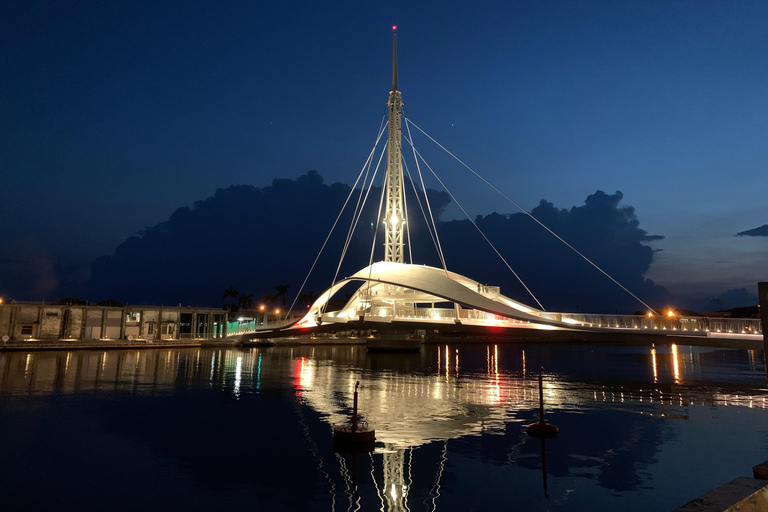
[{"left": 384, "top": 33, "right": 405, "bottom": 263}]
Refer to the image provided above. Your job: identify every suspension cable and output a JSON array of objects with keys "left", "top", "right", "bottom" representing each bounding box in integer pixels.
[
  {"left": 287, "top": 116, "right": 387, "bottom": 318},
  {"left": 322, "top": 140, "right": 387, "bottom": 316},
  {"left": 401, "top": 158, "right": 443, "bottom": 265},
  {"left": 404, "top": 119, "right": 448, "bottom": 272},
  {"left": 403, "top": 115, "right": 658, "bottom": 315},
  {"left": 401, "top": 155, "right": 413, "bottom": 264},
  {"left": 365, "top": 154, "right": 389, "bottom": 295},
  {"left": 405, "top": 136, "right": 546, "bottom": 310}
]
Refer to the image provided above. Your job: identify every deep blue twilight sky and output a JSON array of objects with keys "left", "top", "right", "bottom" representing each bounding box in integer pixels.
[{"left": 1, "top": 0, "right": 766, "bottom": 306}]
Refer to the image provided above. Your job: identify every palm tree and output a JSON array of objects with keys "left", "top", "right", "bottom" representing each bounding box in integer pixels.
[
  {"left": 223, "top": 285, "right": 239, "bottom": 311},
  {"left": 297, "top": 290, "right": 317, "bottom": 309},
  {"left": 238, "top": 293, "right": 254, "bottom": 311},
  {"left": 273, "top": 284, "right": 290, "bottom": 307}
]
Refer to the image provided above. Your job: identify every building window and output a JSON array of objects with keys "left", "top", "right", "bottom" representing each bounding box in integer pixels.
[
  {"left": 21, "top": 325, "right": 33, "bottom": 335},
  {"left": 147, "top": 323, "right": 154, "bottom": 335},
  {"left": 126, "top": 311, "right": 141, "bottom": 323}
]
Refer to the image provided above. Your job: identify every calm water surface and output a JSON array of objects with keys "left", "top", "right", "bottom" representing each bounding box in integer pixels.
[{"left": 1, "top": 343, "right": 767, "bottom": 511}]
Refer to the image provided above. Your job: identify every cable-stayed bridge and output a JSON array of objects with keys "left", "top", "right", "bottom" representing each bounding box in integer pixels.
[{"left": 246, "top": 32, "right": 762, "bottom": 346}]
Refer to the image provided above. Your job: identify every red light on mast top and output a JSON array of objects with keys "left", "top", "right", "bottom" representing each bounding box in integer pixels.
[{"left": 392, "top": 25, "right": 397, "bottom": 31}]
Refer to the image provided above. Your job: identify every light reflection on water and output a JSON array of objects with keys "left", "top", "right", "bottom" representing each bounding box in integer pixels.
[{"left": 0, "top": 343, "right": 766, "bottom": 511}]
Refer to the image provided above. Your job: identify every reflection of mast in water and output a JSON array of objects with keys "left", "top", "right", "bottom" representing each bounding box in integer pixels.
[
  {"left": 427, "top": 440, "right": 448, "bottom": 512},
  {"left": 539, "top": 437, "right": 550, "bottom": 499},
  {"left": 336, "top": 452, "right": 362, "bottom": 511},
  {"left": 369, "top": 448, "right": 413, "bottom": 511}
]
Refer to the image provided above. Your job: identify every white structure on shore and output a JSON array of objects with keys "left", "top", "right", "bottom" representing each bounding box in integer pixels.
[
  {"left": 288, "top": 34, "right": 592, "bottom": 335},
  {"left": 272, "top": 34, "right": 762, "bottom": 343}
]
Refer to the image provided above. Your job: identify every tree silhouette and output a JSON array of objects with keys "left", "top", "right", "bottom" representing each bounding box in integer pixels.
[
  {"left": 238, "top": 293, "right": 254, "bottom": 311},
  {"left": 296, "top": 290, "right": 317, "bottom": 309},
  {"left": 273, "top": 284, "right": 290, "bottom": 307},
  {"left": 223, "top": 285, "right": 239, "bottom": 311},
  {"left": 96, "top": 299, "right": 123, "bottom": 307},
  {"left": 263, "top": 292, "right": 276, "bottom": 306},
  {"left": 57, "top": 296, "right": 89, "bottom": 306}
]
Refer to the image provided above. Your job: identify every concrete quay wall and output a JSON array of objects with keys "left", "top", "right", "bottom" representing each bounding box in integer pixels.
[{"left": 673, "top": 459, "right": 768, "bottom": 511}]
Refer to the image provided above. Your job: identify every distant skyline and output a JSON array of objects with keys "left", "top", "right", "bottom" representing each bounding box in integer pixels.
[{"left": 1, "top": 1, "right": 765, "bottom": 308}]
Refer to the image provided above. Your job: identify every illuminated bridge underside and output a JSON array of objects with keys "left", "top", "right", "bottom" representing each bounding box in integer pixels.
[{"left": 288, "top": 261, "right": 590, "bottom": 334}]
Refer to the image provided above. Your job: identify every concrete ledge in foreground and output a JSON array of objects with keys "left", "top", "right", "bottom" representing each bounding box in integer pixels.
[{"left": 673, "top": 477, "right": 768, "bottom": 512}]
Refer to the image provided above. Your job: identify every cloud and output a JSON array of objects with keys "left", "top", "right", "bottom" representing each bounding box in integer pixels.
[
  {"left": 69, "top": 173, "right": 666, "bottom": 313},
  {"left": 736, "top": 224, "right": 768, "bottom": 237},
  {"left": 701, "top": 287, "right": 758, "bottom": 312},
  {"left": 75, "top": 171, "right": 451, "bottom": 307},
  {"left": 434, "top": 190, "right": 668, "bottom": 313}
]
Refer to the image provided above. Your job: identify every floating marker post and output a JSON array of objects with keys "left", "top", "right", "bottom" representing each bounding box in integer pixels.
[
  {"left": 333, "top": 381, "right": 375, "bottom": 451},
  {"left": 352, "top": 380, "right": 359, "bottom": 432},
  {"left": 526, "top": 366, "right": 559, "bottom": 438}
]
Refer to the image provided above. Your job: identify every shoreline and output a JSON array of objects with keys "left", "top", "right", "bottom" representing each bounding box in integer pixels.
[{"left": 1, "top": 332, "right": 764, "bottom": 352}]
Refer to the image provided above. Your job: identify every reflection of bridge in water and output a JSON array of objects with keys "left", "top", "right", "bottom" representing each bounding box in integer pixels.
[
  {"left": 246, "top": 33, "right": 763, "bottom": 345},
  {"left": 4, "top": 344, "right": 763, "bottom": 421},
  {"left": 2, "top": 344, "right": 765, "bottom": 509}
]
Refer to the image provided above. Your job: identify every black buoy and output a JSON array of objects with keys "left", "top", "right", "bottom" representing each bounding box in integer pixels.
[
  {"left": 333, "top": 381, "right": 375, "bottom": 449},
  {"left": 526, "top": 366, "right": 559, "bottom": 439}
]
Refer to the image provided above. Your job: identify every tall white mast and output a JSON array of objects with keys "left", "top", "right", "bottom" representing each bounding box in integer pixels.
[{"left": 384, "top": 30, "right": 405, "bottom": 263}]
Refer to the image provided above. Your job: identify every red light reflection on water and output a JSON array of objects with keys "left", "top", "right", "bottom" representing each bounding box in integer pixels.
[{"left": 293, "top": 357, "right": 312, "bottom": 397}]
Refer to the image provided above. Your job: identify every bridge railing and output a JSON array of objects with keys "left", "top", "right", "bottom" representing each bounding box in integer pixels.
[
  {"left": 365, "top": 308, "right": 763, "bottom": 335},
  {"left": 560, "top": 314, "right": 762, "bottom": 335}
]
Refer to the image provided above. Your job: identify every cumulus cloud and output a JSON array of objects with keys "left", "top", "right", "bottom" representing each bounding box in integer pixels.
[
  {"left": 736, "top": 224, "right": 768, "bottom": 237},
  {"left": 77, "top": 171, "right": 450, "bottom": 306},
  {"left": 434, "top": 190, "right": 668, "bottom": 313},
  {"left": 72, "top": 173, "right": 667, "bottom": 313},
  {"left": 702, "top": 287, "right": 758, "bottom": 311}
]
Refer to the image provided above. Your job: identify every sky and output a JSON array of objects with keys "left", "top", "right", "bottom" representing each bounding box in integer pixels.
[{"left": 1, "top": 0, "right": 766, "bottom": 307}]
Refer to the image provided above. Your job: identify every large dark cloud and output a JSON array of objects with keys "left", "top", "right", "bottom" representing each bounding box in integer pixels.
[
  {"left": 700, "top": 287, "right": 758, "bottom": 312},
  {"left": 736, "top": 224, "right": 768, "bottom": 237},
  {"left": 433, "top": 191, "right": 668, "bottom": 313},
  {"left": 63, "top": 172, "right": 666, "bottom": 313}
]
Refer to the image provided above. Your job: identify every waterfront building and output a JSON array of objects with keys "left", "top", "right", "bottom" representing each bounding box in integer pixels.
[{"left": 0, "top": 302, "right": 230, "bottom": 342}]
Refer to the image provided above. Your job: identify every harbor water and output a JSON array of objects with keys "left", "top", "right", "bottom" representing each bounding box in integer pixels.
[{"left": 1, "top": 343, "right": 766, "bottom": 511}]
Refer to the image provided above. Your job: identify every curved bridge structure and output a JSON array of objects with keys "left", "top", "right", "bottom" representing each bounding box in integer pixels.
[{"left": 249, "top": 32, "right": 762, "bottom": 346}]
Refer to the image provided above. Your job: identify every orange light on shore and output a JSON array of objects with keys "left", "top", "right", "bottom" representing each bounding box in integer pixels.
[
  {"left": 647, "top": 312, "right": 653, "bottom": 317},
  {"left": 259, "top": 305, "right": 265, "bottom": 311},
  {"left": 274, "top": 309, "right": 280, "bottom": 315},
  {"left": 667, "top": 310, "right": 676, "bottom": 317}
]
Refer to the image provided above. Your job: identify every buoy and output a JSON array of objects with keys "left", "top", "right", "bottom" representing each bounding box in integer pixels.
[
  {"left": 526, "top": 367, "right": 559, "bottom": 439},
  {"left": 333, "top": 381, "right": 375, "bottom": 448}
]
